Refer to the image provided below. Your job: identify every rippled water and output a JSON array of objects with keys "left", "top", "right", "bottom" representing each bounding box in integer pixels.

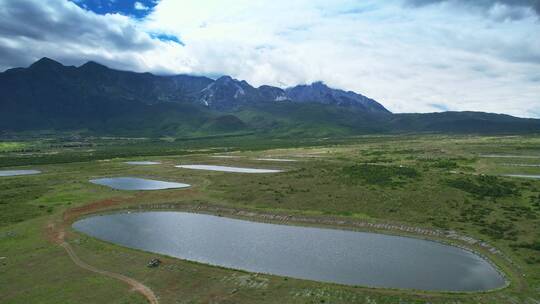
[
  {"left": 90, "top": 177, "right": 190, "bottom": 190},
  {"left": 176, "top": 165, "right": 283, "bottom": 173},
  {"left": 73, "top": 211, "right": 506, "bottom": 291}
]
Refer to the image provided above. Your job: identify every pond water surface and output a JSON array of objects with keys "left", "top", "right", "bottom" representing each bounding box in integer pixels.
[
  {"left": 0, "top": 170, "right": 41, "bottom": 177},
  {"left": 90, "top": 177, "right": 190, "bottom": 190},
  {"left": 503, "top": 174, "right": 540, "bottom": 179},
  {"left": 176, "top": 165, "right": 282, "bottom": 173},
  {"left": 125, "top": 161, "right": 161, "bottom": 165},
  {"left": 502, "top": 163, "right": 540, "bottom": 167},
  {"left": 480, "top": 154, "right": 540, "bottom": 159},
  {"left": 255, "top": 158, "right": 297, "bottom": 162},
  {"left": 73, "top": 211, "right": 506, "bottom": 291}
]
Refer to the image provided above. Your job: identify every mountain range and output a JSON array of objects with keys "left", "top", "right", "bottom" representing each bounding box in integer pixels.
[{"left": 1, "top": 57, "right": 539, "bottom": 137}]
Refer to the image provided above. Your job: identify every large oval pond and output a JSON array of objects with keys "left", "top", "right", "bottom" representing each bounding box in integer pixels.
[{"left": 73, "top": 212, "right": 506, "bottom": 292}]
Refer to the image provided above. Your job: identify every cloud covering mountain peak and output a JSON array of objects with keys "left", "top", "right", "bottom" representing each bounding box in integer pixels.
[{"left": 0, "top": 0, "right": 538, "bottom": 117}]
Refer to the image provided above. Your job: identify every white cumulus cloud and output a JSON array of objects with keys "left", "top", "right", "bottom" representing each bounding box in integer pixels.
[
  {"left": 139, "top": 0, "right": 540, "bottom": 117},
  {"left": 134, "top": 1, "right": 149, "bottom": 11}
]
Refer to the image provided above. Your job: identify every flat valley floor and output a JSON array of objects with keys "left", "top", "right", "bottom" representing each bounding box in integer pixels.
[{"left": 0, "top": 134, "right": 539, "bottom": 304}]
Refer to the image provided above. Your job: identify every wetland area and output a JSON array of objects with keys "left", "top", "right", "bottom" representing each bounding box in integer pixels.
[{"left": 1, "top": 135, "right": 540, "bottom": 304}]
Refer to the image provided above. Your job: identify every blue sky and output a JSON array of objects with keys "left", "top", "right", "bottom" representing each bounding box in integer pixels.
[
  {"left": 0, "top": 0, "right": 539, "bottom": 117},
  {"left": 70, "top": 0, "right": 183, "bottom": 43},
  {"left": 70, "top": 0, "right": 157, "bottom": 19}
]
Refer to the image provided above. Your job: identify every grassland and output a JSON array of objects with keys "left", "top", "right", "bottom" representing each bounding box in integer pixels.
[
  {"left": 0, "top": 142, "right": 27, "bottom": 152},
  {"left": 1, "top": 134, "right": 539, "bottom": 303}
]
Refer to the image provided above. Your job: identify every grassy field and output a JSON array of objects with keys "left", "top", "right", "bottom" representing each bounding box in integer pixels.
[
  {"left": 1, "top": 134, "right": 539, "bottom": 303},
  {"left": 0, "top": 142, "right": 27, "bottom": 152}
]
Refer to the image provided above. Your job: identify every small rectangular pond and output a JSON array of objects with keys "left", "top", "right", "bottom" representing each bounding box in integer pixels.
[
  {"left": 90, "top": 177, "right": 190, "bottom": 190},
  {"left": 73, "top": 211, "right": 506, "bottom": 292},
  {"left": 480, "top": 154, "right": 540, "bottom": 159},
  {"left": 502, "top": 163, "right": 540, "bottom": 167},
  {"left": 176, "top": 165, "right": 283, "bottom": 173},
  {"left": 255, "top": 158, "right": 297, "bottom": 162},
  {"left": 503, "top": 174, "right": 540, "bottom": 179},
  {"left": 0, "top": 170, "right": 41, "bottom": 177},
  {"left": 125, "top": 161, "right": 161, "bottom": 165}
]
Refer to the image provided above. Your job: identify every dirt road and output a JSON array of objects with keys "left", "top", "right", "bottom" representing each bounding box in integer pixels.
[{"left": 49, "top": 224, "right": 159, "bottom": 304}]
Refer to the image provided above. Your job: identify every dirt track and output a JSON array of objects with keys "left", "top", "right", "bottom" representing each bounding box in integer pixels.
[{"left": 49, "top": 223, "right": 159, "bottom": 304}]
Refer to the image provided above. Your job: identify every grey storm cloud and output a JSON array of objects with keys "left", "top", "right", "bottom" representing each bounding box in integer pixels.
[
  {"left": 0, "top": 0, "right": 160, "bottom": 70},
  {"left": 406, "top": 0, "right": 540, "bottom": 17}
]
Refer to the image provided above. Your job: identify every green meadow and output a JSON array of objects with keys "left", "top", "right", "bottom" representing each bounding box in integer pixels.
[{"left": 1, "top": 134, "right": 539, "bottom": 303}]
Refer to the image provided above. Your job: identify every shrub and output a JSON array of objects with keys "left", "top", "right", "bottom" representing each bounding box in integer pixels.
[
  {"left": 342, "top": 164, "right": 419, "bottom": 186},
  {"left": 510, "top": 241, "right": 540, "bottom": 252},
  {"left": 431, "top": 159, "right": 459, "bottom": 169},
  {"left": 446, "top": 175, "right": 518, "bottom": 199},
  {"left": 480, "top": 220, "right": 516, "bottom": 240}
]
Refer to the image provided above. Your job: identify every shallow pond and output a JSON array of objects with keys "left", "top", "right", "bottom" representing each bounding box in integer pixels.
[
  {"left": 503, "top": 174, "right": 540, "bottom": 179},
  {"left": 502, "top": 163, "right": 540, "bottom": 167},
  {"left": 90, "top": 177, "right": 190, "bottom": 190},
  {"left": 125, "top": 161, "right": 161, "bottom": 165},
  {"left": 0, "top": 170, "right": 41, "bottom": 177},
  {"left": 480, "top": 154, "right": 540, "bottom": 159},
  {"left": 73, "top": 212, "right": 505, "bottom": 291},
  {"left": 255, "top": 158, "right": 297, "bottom": 162},
  {"left": 176, "top": 165, "right": 282, "bottom": 173}
]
